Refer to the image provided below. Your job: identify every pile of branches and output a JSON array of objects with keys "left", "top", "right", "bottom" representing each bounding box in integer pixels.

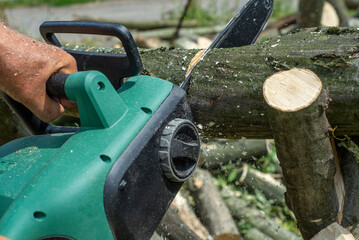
[{"left": 152, "top": 139, "right": 301, "bottom": 240}]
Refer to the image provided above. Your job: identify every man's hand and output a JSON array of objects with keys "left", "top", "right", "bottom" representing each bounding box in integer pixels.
[{"left": 0, "top": 23, "right": 77, "bottom": 123}]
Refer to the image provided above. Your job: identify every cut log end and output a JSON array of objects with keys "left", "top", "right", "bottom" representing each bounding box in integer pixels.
[{"left": 263, "top": 68, "right": 323, "bottom": 112}]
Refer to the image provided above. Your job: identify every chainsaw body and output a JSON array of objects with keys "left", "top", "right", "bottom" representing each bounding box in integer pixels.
[{"left": 0, "top": 22, "right": 200, "bottom": 240}]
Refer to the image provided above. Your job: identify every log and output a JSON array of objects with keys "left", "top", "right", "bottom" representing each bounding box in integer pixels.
[
  {"left": 170, "top": 192, "right": 211, "bottom": 240},
  {"left": 201, "top": 139, "right": 268, "bottom": 170},
  {"left": 263, "top": 68, "right": 343, "bottom": 239},
  {"left": 245, "top": 228, "right": 274, "bottom": 240},
  {"left": 60, "top": 27, "right": 359, "bottom": 139},
  {"left": 222, "top": 189, "right": 301, "bottom": 240},
  {"left": 139, "top": 27, "right": 359, "bottom": 139},
  {"left": 238, "top": 165, "right": 286, "bottom": 205},
  {"left": 321, "top": 1, "right": 341, "bottom": 26},
  {"left": 337, "top": 137, "right": 359, "bottom": 229},
  {"left": 326, "top": 0, "right": 350, "bottom": 25},
  {"left": 298, "top": 0, "right": 324, "bottom": 27},
  {"left": 311, "top": 222, "right": 355, "bottom": 240},
  {"left": 187, "top": 168, "right": 241, "bottom": 240},
  {"left": 156, "top": 208, "right": 202, "bottom": 240}
]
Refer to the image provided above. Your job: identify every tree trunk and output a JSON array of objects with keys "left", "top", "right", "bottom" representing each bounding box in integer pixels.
[
  {"left": 263, "top": 69, "right": 344, "bottom": 239},
  {"left": 298, "top": 0, "right": 325, "bottom": 27},
  {"left": 65, "top": 27, "right": 359, "bottom": 139}
]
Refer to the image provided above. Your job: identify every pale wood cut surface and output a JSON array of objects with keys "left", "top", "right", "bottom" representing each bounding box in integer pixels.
[
  {"left": 170, "top": 192, "right": 211, "bottom": 240},
  {"left": 263, "top": 68, "right": 323, "bottom": 112},
  {"left": 311, "top": 222, "right": 355, "bottom": 240},
  {"left": 321, "top": 2, "right": 340, "bottom": 26}
]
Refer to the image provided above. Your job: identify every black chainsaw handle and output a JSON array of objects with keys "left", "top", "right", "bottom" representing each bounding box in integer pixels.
[
  {"left": 46, "top": 72, "right": 69, "bottom": 98},
  {"left": 40, "top": 21, "right": 142, "bottom": 90}
]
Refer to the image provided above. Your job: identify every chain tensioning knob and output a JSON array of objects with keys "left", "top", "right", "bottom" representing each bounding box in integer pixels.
[{"left": 159, "top": 118, "right": 200, "bottom": 182}]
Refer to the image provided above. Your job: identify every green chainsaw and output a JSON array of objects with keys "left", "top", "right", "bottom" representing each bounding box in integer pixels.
[{"left": 0, "top": 0, "right": 273, "bottom": 239}]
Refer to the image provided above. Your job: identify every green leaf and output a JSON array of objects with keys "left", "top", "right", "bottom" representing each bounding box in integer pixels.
[{"left": 227, "top": 169, "right": 239, "bottom": 182}]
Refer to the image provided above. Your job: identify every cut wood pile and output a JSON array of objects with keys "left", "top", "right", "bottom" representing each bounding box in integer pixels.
[{"left": 152, "top": 142, "right": 302, "bottom": 240}]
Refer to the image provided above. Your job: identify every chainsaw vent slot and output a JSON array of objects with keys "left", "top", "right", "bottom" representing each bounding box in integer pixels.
[
  {"left": 33, "top": 211, "right": 46, "bottom": 221},
  {"left": 100, "top": 154, "right": 111, "bottom": 163},
  {"left": 141, "top": 107, "right": 152, "bottom": 115},
  {"left": 97, "top": 81, "right": 105, "bottom": 91}
]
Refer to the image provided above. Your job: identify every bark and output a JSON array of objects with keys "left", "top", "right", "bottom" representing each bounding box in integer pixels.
[
  {"left": 222, "top": 190, "right": 301, "bottom": 240},
  {"left": 239, "top": 165, "right": 286, "bottom": 205},
  {"left": 0, "top": 98, "right": 28, "bottom": 145},
  {"left": 187, "top": 168, "right": 241, "bottom": 240},
  {"left": 201, "top": 139, "right": 268, "bottom": 170},
  {"left": 298, "top": 0, "right": 325, "bottom": 27},
  {"left": 170, "top": 192, "right": 211, "bottom": 240},
  {"left": 143, "top": 28, "right": 359, "bottom": 139},
  {"left": 156, "top": 208, "right": 202, "bottom": 240},
  {"left": 66, "top": 27, "right": 359, "bottom": 139},
  {"left": 337, "top": 137, "right": 359, "bottom": 229},
  {"left": 264, "top": 69, "right": 343, "bottom": 239}
]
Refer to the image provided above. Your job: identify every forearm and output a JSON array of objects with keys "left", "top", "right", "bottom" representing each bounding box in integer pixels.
[
  {"left": 0, "top": 23, "right": 77, "bottom": 122},
  {"left": 0, "top": 23, "right": 62, "bottom": 93}
]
